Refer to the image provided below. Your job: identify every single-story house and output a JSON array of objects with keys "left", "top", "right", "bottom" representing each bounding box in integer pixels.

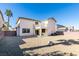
[
  {"left": 57, "top": 24, "right": 67, "bottom": 32},
  {"left": 57, "top": 24, "right": 75, "bottom": 32},
  {"left": 16, "top": 17, "right": 57, "bottom": 36}
]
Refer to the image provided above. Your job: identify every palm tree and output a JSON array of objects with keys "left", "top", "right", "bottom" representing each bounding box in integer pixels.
[{"left": 5, "top": 9, "right": 13, "bottom": 30}]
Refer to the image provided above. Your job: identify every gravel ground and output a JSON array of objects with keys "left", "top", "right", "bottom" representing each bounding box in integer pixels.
[
  {"left": 20, "top": 32, "right": 79, "bottom": 56},
  {"left": 0, "top": 32, "right": 79, "bottom": 56}
]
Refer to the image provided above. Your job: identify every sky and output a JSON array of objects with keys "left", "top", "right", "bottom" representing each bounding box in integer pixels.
[{"left": 0, "top": 3, "right": 79, "bottom": 29}]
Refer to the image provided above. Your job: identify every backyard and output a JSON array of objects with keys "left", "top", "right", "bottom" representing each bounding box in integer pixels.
[{"left": 0, "top": 32, "right": 79, "bottom": 56}]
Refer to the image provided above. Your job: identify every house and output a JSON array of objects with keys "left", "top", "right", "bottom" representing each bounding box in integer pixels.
[
  {"left": 67, "top": 26, "right": 74, "bottom": 32},
  {"left": 0, "top": 10, "right": 8, "bottom": 31},
  {"left": 57, "top": 24, "right": 75, "bottom": 32},
  {"left": 57, "top": 24, "right": 67, "bottom": 32},
  {"left": 16, "top": 17, "right": 57, "bottom": 36}
]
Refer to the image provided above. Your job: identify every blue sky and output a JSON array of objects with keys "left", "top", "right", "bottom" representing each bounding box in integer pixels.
[{"left": 0, "top": 3, "right": 79, "bottom": 29}]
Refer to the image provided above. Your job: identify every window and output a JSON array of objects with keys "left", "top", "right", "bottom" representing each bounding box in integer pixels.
[
  {"left": 22, "top": 28, "right": 30, "bottom": 33},
  {"left": 35, "top": 22, "right": 38, "bottom": 25},
  {"left": 42, "top": 29, "right": 45, "bottom": 33}
]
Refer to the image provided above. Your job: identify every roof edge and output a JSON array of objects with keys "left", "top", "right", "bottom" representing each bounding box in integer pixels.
[
  {"left": 48, "top": 17, "right": 57, "bottom": 22},
  {"left": 16, "top": 17, "right": 41, "bottom": 23}
]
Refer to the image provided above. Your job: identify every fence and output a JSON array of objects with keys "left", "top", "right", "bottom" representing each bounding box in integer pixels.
[
  {"left": 0, "top": 31, "right": 4, "bottom": 39},
  {"left": 4, "top": 31, "right": 16, "bottom": 36},
  {"left": 0, "top": 31, "right": 16, "bottom": 39}
]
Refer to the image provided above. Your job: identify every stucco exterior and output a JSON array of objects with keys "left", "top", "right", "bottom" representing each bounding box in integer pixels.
[
  {"left": 47, "top": 19, "right": 57, "bottom": 35},
  {"left": 16, "top": 17, "right": 57, "bottom": 36},
  {"left": 0, "top": 11, "right": 4, "bottom": 28},
  {"left": 0, "top": 10, "right": 8, "bottom": 31}
]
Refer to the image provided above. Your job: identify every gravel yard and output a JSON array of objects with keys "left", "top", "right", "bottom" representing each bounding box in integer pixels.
[
  {"left": 0, "top": 32, "right": 79, "bottom": 56},
  {"left": 20, "top": 34, "right": 79, "bottom": 56}
]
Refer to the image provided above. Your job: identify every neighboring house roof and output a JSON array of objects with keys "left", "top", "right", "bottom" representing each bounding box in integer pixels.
[
  {"left": 16, "top": 17, "right": 40, "bottom": 23},
  {"left": 48, "top": 17, "right": 56, "bottom": 22},
  {"left": 57, "top": 24, "right": 66, "bottom": 28}
]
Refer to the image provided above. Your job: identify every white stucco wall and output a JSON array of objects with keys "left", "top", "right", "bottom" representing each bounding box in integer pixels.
[
  {"left": 16, "top": 27, "right": 20, "bottom": 36},
  {"left": 18, "top": 19, "right": 35, "bottom": 36},
  {"left": 47, "top": 19, "right": 57, "bottom": 35},
  {"left": 0, "top": 13, "right": 4, "bottom": 28},
  {"left": 41, "top": 20, "right": 48, "bottom": 29},
  {"left": 16, "top": 18, "right": 57, "bottom": 36}
]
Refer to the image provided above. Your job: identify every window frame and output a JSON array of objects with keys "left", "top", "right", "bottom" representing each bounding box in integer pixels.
[
  {"left": 42, "top": 29, "right": 45, "bottom": 33},
  {"left": 22, "top": 28, "right": 30, "bottom": 33}
]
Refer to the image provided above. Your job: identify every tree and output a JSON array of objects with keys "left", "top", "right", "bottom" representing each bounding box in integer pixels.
[
  {"left": 5, "top": 9, "right": 13, "bottom": 30},
  {"left": 5, "top": 22, "right": 12, "bottom": 27}
]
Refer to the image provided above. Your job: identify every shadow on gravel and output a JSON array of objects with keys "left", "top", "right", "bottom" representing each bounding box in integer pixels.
[
  {"left": 0, "top": 36, "right": 79, "bottom": 56},
  {"left": 0, "top": 36, "right": 26, "bottom": 56},
  {"left": 42, "top": 51, "right": 77, "bottom": 56},
  {"left": 22, "top": 45, "right": 52, "bottom": 51},
  {"left": 23, "top": 51, "right": 77, "bottom": 56},
  {"left": 57, "top": 39, "right": 79, "bottom": 45}
]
